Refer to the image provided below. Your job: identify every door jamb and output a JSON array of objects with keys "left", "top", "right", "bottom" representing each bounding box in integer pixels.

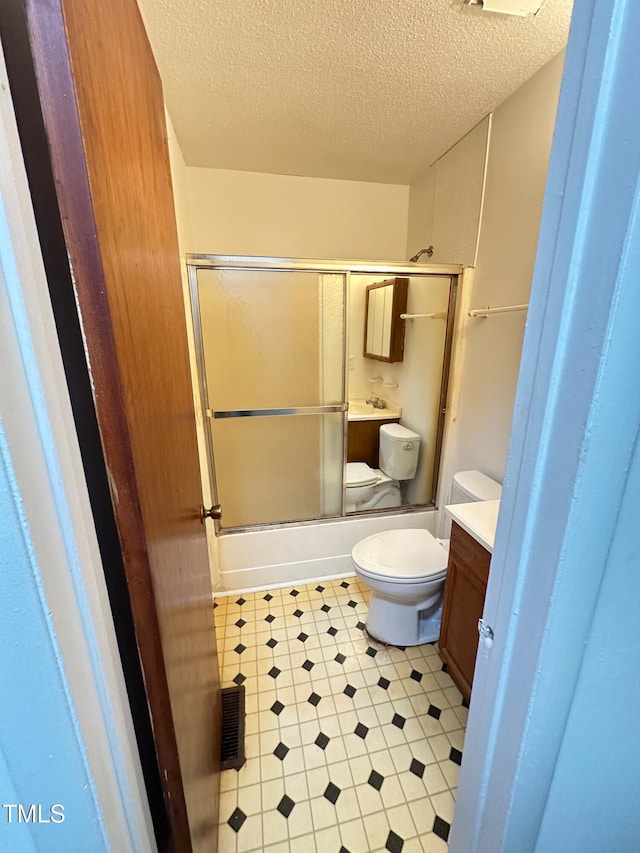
[{"left": 452, "top": 2, "right": 640, "bottom": 848}]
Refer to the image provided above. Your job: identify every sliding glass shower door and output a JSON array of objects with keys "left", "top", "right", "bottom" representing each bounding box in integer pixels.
[{"left": 192, "top": 267, "right": 346, "bottom": 529}]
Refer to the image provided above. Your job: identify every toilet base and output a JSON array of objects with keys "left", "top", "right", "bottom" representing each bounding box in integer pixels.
[{"left": 366, "top": 591, "right": 443, "bottom": 647}]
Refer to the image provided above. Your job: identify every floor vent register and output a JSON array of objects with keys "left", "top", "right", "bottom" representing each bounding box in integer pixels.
[{"left": 220, "top": 685, "right": 246, "bottom": 770}]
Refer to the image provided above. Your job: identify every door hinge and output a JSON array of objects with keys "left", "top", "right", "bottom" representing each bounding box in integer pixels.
[{"left": 478, "top": 618, "right": 494, "bottom": 650}]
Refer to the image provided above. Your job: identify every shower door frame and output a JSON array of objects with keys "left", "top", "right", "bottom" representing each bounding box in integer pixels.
[{"left": 187, "top": 255, "right": 462, "bottom": 535}]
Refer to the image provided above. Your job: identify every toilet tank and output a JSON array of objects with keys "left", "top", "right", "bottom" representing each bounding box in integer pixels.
[
  {"left": 379, "top": 423, "right": 421, "bottom": 480},
  {"left": 450, "top": 470, "right": 502, "bottom": 504}
]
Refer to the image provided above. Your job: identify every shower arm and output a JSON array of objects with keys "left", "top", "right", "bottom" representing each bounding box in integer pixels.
[{"left": 409, "top": 246, "right": 434, "bottom": 263}]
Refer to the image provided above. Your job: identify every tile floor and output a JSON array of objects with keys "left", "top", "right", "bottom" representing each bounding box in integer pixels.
[{"left": 214, "top": 576, "right": 467, "bottom": 852}]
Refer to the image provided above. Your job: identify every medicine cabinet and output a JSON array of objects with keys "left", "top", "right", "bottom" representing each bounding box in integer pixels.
[{"left": 363, "top": 277, "right": 408, "bottom": 362}]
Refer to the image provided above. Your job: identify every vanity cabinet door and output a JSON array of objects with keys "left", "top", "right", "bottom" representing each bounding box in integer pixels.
[
  {"left": 347, "top": 418, "right": 400, "bottom": 467},
  {"left": 439, "top": 522, "right": 491, "bottom": 702}
]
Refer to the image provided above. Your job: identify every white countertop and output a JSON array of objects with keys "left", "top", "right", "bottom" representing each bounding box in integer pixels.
[
  {"left": 444, "top": 500, "right": 501, "bottom": 554},
  {"left": 347, "top": 399, "right": 402, "bottom": 422}
]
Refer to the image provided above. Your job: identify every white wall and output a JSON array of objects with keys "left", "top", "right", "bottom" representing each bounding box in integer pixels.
[
  {"left": 186, "top": 167, "right": 409, "bottom": 260},
  {"left": 406, "top": 117, "right": 489, "bottom": 266},
  {"left": 165, "top": 108, "right": 224, "bottom": 587},
  {"left": 431, "top": 118, "right": 489, "bottom": 266},
  {"left": 165, "top": 107, "right": 190, "bottom": 256},
  {"left": 452, "top": 52, "right": 565, "bottom": 482},
  {"left": 406, "top": 167, "right": 435, "bottom": 262}
]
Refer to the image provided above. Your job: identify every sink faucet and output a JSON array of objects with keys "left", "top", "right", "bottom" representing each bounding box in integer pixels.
[{"left": 365, "top": 395, "right": 387, "bottom": 409}]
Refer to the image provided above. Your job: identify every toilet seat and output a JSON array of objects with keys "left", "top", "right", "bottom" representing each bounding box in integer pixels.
[
  {"left": 345, "top": 462, "right": 378, "bottom": 487},
  {"left": 352, "top": 529, "right": 447, "bottom": 584}
]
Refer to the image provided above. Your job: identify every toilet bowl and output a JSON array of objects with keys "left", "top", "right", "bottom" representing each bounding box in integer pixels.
[
  {"left": 345, "top": 462, "right": 401, "bottom": 513},
  {"left": 345, "top": 422, "right": 420, "bottom": 513},
  {"left": 351, "top": 470, "right": 502, "bottom": 646},
  {"left": 352, "top": 529, "right": 448, "bottom": 645}
]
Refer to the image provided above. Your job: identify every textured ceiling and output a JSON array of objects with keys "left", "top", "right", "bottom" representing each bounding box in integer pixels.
[{"left": 138, "top": 0, "right": 573, "bottom": 183}]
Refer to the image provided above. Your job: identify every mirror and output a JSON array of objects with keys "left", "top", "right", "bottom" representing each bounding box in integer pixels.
[
  {"left": 348, "top": 273, "right": 452, "bottom": 513},
  {"left": 364, "top": 277, "right": 408, "bottom": 362}
]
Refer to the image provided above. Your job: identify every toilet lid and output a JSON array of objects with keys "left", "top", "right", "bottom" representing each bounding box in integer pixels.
[
  {"left": 345, "top": 462, "right": 378, "bottom": 487},
  {"left": 352, "top": 529, "right": 448, "bottom": 582}
]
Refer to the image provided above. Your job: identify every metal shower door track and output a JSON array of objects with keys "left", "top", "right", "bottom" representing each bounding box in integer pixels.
[{"left": 186, "top": 254, "right": 462, "bottom": 277}]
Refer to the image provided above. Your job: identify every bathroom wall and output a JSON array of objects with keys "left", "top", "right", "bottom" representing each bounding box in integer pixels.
[
  {"left": 348, "top": 274, "right": 451, "bottom": 504},
  {"left": 451, "top": 52, "right": 565, "bottom": 483},
  {"left": 405, "top": 51, "right": 565, "bottom": 495},
  {"left": 165, "top": 107, "right": 225, "bottom": 588},
  {"left": 185, "top": 167, "right": 410, "bottom": 260},
  {"left": 406, "top": 117, "right": 489, "bottom": 266},
  {"left": 405, "top": 167, "right": 435, "bottom": 263},
  {"left": 165, "top": 107, "right": 190, "bottom": 255}
]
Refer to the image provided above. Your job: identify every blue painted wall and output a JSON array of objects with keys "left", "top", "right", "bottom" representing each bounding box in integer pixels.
[{"left": 0, "top": 426, "right": 108, "bottom": 852}]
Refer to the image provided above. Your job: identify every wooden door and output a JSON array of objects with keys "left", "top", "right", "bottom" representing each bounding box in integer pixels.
[
  {"left": 11, "top": 0, "right": 221, "bottom": 849},
  {"left": 439, "top": 522, "right": 491, "bottom": 702}
]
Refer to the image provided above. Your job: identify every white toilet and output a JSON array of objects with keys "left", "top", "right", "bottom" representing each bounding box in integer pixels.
[
  {"left": 351, "top": 470, "right": 502, "bottom": 646},
  {"left": 345, "top": 423, "right": 421, "bottom": 513}
]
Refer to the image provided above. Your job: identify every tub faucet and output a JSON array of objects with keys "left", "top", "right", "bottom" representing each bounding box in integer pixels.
[{"left": 366, "top": 396, "right": 386, "bottom": 409}]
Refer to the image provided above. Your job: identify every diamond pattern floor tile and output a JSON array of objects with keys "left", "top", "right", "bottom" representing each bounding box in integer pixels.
[{"left": 213, "top": 576, "right": 466, "bottom": 851}]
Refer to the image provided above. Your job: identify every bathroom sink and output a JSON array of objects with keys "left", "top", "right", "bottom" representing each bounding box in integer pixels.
[{"left": 348, "top": 400, "right": 401, "bottom": 421}]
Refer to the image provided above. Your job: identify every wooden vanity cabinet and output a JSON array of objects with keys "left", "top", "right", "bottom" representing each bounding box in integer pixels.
[
  {"left": 439, "top": 521, "right": 491, "bottom": 703},
  {"left": 347, "top": 418, "right": 400, "bottom": 468}
]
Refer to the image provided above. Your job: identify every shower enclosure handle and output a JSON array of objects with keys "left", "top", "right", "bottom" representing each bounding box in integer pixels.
[{"left": 208, "top": 404, "right": 347, "bottom": 419}]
